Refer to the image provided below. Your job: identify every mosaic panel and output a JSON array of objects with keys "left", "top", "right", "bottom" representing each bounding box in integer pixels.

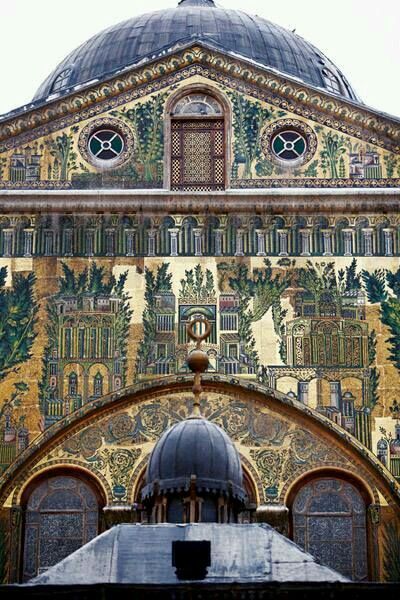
[{"left": 0, "top": 73, "right": 399, "bottom": 189}]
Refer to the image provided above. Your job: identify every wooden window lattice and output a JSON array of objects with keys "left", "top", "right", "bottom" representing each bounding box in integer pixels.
[{"left": 171, "top": 119, "right": 225, "bottom": 191}]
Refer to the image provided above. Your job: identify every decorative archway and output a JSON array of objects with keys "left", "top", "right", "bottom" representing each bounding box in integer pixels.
[
  {"left": 20, "top": 469, "right": 105, "bottom": 581},
  {"left": 0, "top": 376, "right": 399, "bottom": 583},
  {"left": 287, "top": 471, "right": 373, "bottom": 581},
  {"left": 165, "top": 85, "right": 231, "bottom": 191}
]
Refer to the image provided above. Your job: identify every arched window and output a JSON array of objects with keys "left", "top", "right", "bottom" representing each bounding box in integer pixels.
[
  {"left": 93, "top": 371, "right": 103, "bottom": 397},
  {"left": 22, "top": 475, "right": 100, "bottom": 581},
  {"left": 170, "top": 92, "right": 225, "bottom": 192},
  {"left": 51, "top": 68, "right": 72, "bottom": 93},
  {"left": 68, "top": 372, "right": 78, "bottom": 396},
  {"left": 322, "top": 68, "right": 342, "bottom": 95},
  {"left": 292, "top": 477, "right": 368, "bottom": 580}
]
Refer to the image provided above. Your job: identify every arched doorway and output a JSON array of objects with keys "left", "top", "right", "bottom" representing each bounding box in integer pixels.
[
  {"left": 22, "top": 474, "right": 102, "bottom": 581},
  {"left": 291, "top": 476, "right": 368, "bottom": 581},
  {"left": 170, "top": 92, "right": 226, "bottom": 191}
]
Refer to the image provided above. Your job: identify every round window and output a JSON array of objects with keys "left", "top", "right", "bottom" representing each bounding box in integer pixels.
[
  {"left": 78, "top": 118, "right": 134, "bottom": 169},
  {"left": 261, "top": 119, "right": 317, "bottom": 167},
  {"left": 88, "top": 129, "right": 124, "bottom": 161},
  {"left": 271, "top": 130, "right": 307, "bottom": 161}
]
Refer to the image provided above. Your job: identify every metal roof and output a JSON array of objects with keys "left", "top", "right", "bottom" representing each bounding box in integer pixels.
[
  {"left": 33, "top": 0, "right": 358, "bottom": 102},
  {"left": 29, "top": 523, "right": 349, "bottom": 585},
  {"left": 142, "top": 417, "right": 246, "bottom": 502}
]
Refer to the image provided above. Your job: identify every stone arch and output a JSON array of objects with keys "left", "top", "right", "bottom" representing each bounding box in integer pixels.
[
  {"left": 1, "top": 375, "right": 398, "bottom": 513},
  {"left": 240, "top": 456, "right": 262, "bottom": 507},
  {"left": 14, "top": 462, "right": 111, "bottom": 507},
  {"left": 284, "top": 468, "right": 376, "bottom": 581},
  {"left": 15, "top": 465, "right": 108, "bottom": 582}
]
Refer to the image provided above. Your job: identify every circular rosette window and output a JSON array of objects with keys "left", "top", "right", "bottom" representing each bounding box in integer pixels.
[
  {"left": 78, "top": 117, "right": 134, "bottom": 169},
  {"left": 89, "top": 129, "right": 124, "bottom": 161},
  {"left": 271, "top": 130, "right": 306, "bottom": 160},
  {"left": 261, "top": 119, "right": 317, "bottom": 167}
]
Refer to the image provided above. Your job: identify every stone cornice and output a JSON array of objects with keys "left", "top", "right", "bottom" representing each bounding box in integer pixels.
[
  {"left": 0, "top": 43, "right": 399, "bottom": 152},
  {"left": 0, "top": 188, "right": 399, "bottom": 214}
]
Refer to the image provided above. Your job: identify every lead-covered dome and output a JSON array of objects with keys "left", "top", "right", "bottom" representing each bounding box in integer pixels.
[
  {"left": 33, "top": 0, "right": 359, "bottom": 102},
  {"left": 141, "top": 416, "right": 246, "bottom": 502}
]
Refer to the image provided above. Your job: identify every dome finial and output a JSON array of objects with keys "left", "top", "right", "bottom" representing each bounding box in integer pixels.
[
  {"left": 178, "top": 0, "right": 216, "bottom": 8},
  {"left": 186, "top": 318, "right": 210, "bottom": 417}
]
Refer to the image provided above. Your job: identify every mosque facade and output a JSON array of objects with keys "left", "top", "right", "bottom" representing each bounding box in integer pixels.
[{"left": 0, "top": 0, "right": 399, "bottom": 584}]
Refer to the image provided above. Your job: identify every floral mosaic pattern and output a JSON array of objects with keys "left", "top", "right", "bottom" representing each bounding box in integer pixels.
[{"left": 50, "top": 393, "right": 351, "bottom": 503}]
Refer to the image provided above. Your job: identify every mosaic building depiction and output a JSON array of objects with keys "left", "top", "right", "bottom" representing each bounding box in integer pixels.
[{"left": 0, "top": 0, "right": 400, "bottom": 585}]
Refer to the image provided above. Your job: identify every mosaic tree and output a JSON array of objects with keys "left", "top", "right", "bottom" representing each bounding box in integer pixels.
[
  {"left": 218, "top": 259, "right": 291, "bottom": 369},
  {"left": 0, "top": 268, "right": 38, "bottom": 381},
  {"left": 179, "top": 264, "right": 214, "bottom": 304},
  {"left": 228, "top": 91, "right": 275, "bottom": 179},
  {"left": 362, "top": 267, "right": 400, "bottom": 373},
  {"left": 136, "top": 263, "right": 173, "bottom": 376},
  {"left": 46, "top": 128, "right": 78, "bottom": 180},
  {"left": 320, "top": 132, "right": 347, "bottom": 178},
  {"left": 114, "top": 92, "right": 167, "bottom": 183}
]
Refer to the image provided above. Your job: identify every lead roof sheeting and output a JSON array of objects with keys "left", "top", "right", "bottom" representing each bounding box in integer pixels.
[{"left": 33, "top": 7, "right": 358, "bottom": 102}]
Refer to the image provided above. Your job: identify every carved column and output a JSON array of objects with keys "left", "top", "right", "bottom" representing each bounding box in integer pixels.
[
  {"left": 255, "top": 229, "right": 266, "bottom": 256},
  {"left": 299, "top": 229, "right": 311, "bottom": 256},
  {"left": 3, "top": 229, "right": 13, "bottom": 257},
  {"left": 383, "top": 228, "right": 394, "bottom": 256},
  {"left": 125, "top": 228, "right": 136, "bottom": 256},
  {"left": 9, "top": 506, "right": 23, "bottom": 583},
  {"left": 168, "top": 228, "right": 179, "bottom": 257},
  {"left": 343, "top": 229, "right": 353, "bottom": 256},
  {"left": 235, "top": 228, "right": 245, "bottom": 257},
  {"left": 147, "top": 229, "right": 157, "bottom": 257},
  {"left": 321, "top": 229, "right": 333, "bottom": 256},
  {"left": 362, "top": 228, "right": 374, "bottom": 256},
  {"left": 193, "top": 228, "right": 203, "bottom": 257},
  {"left": 277, "top": 229, "right": 289, "bottom": 256},
  {"left": 214, "top": 228, "right": 225, "bottom": 256},
  {"left": 23, "top": 229, "right": 34, "bottom": 257},
  {"left": 105, "top": 228, "right": 115, "bottom": 256}
]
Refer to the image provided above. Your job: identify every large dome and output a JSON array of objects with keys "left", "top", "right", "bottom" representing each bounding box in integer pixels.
[
  {"left": 141, "top": 416, "right": 246, "bottom": 501},
  {"left": 33, "top": 0, "right": 358, "bottom": 102}
]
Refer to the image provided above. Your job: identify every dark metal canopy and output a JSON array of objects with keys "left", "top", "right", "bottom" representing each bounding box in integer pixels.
[
  {"left": 141, "top": 416, "right": 246, "bottom": 502},
  {"left": 33, "top": 0, "right": 358, "bottom": 102}
]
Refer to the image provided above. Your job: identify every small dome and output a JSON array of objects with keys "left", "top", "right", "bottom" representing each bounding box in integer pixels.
[
  {"left": 33, "top": 0, "right": 358, "bottom": 102},
  {"left": 142, "top": 416, "right": 246, "bottom": 502}
]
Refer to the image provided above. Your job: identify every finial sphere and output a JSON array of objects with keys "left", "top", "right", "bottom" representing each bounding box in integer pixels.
[{"left": 187, "top": 349, "right": 209, "bottom": 373}]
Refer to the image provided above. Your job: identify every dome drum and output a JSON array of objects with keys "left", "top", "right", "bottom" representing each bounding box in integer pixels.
[
  {"left": 142, "top": 474, "right": 246, "bottom": 502},
  {"left": 141, "top": 416, "right": 247, "bottom": 523}
]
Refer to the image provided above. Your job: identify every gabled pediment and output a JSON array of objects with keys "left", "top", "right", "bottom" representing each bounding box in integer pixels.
[{"left": 0, "top": 42, "right": 399, "bottom": 191}]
